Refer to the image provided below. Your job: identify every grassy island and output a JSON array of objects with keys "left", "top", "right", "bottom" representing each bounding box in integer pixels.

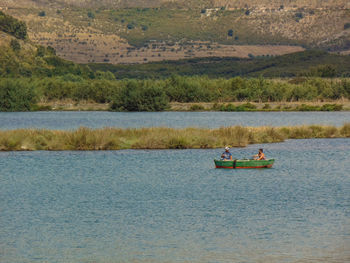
[{"left": 0, "top": 124, "right": 349, "bottom": 151}]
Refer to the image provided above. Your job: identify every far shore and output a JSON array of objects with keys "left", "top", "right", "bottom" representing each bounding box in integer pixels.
[
  {"left": 1, "top": 124, "right": 349, "bottom": 151},
  {"left": 35, "top": 100, "right": 350, "bottom": 112}
]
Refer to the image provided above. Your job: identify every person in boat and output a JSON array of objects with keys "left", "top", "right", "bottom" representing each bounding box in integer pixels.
[
  {"left": 253, "top": 148, "right": 266, "bottom": 160},
  {"left": 221, "top": 146, "right": 233, "bottom": 161}
]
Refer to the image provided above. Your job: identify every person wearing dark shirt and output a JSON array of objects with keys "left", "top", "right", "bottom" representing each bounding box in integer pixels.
[{"left": 221, "top": 146, "right": 233, "bottom": 161}]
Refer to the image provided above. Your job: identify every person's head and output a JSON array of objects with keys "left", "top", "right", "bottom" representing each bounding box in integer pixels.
[
  {"left": 225, "top": 146, "right": 230, "bottom": 152},
  {"left": 259, "top": 148, "right": 263, "bottom": 153}
]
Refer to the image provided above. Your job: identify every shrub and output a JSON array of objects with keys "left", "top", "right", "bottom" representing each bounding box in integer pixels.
[
  {"left": 87, "top": 11, "right": 95, "bottom": 19},
  {"left": 127, "top": 23, "right": 135, "bottom": 29},
  {"left": 10, "top": 39, "right": 20, "bottom": 51},
  {"left": 296, "top": 104, "right": 318, "bottom": 111},
  {"left": 245, "top": 10, "right": 250, "bottom": 15},
  {"left": 344, "top": 23, "right": 350, "bottom": 30},
  {"left": 0, "top": 79, "right": 37, "bottom": 111},
  {"left": 320, "top": 104, "right": 343, "bottom": 111},
  {"left": 227, "top": 29, "right": 233, "bottom": 37},
  {"left": 110, "top": 80, "right": 169, "bottom": 111},
  {"left": 315, "top": 65, "right": 336, "bottom": 78},
  {"left": 295, "top": 12, "right": 304, "bottom": 19},
  {"left": 36, "top": 46, "right": 46, "bottom": 57},
  {"left": 38, "top": 11, "right": 46, "bottom": 17},
  {"left": 263, "top": 103, "right": 271, "bottom": 110},
  {"left": 190, "top": 104, "right": 205, "bottom": 111},
  {"left": 340, "top": 123, "right": 350, "bottom": 137}
]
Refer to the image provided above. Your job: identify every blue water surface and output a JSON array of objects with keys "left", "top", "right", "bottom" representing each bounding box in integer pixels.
[
  {"left": 0, "top": 111, "right": 349, "bottom": 130},
  {"left": 1, "top": 139, "right": 349, "bottom": 262}
]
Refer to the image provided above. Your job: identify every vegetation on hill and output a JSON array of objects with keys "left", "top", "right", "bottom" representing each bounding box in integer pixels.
[
  {"left": 2, "top": 1, "right": 349, "bottom": 63},
  {"left": 0, "top": 11, "right": 27, "bottom": 40},
  {"left": 89, "top": 50, "right": 350, "bottom": 79}
]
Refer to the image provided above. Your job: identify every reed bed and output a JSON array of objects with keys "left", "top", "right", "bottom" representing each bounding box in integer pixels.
[{"left": 0, "top": 124, "right": 349, "bottom": 151}]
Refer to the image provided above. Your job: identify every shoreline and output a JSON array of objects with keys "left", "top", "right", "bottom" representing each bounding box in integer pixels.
[
  {"left": 1, "top": 124, "right": 349, "bottom": 151},
  {"left": 34, "top": 100, "right": 350, "bottom": 112}
]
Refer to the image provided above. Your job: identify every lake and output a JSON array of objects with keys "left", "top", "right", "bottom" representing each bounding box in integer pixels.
[
  {"left": 0, "top": 111, "right": 349, "bottom": 130},
  {"left": 1, "top": 138, "right": 349, "bottom": 263}
]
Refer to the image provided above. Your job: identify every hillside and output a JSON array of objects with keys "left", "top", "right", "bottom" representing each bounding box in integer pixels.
[
  {"left": 89, "top": 50, "right": 350, "bottom": 79},
  {"left": 1, "top": 0, "right": 349, "bottom": 64}
]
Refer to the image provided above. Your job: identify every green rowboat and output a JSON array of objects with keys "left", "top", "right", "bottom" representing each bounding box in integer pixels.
[{"left": 214, "top": 159, "right": 275, "bottom": 169}]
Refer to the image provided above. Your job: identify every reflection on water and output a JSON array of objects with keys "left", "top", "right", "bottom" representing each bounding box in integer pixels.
[
  {"left": 0, "top": 111, "right": 349, "bottom": 130},
  {"left": 0, "top": 139, "right": 349, "bottom": 262}
]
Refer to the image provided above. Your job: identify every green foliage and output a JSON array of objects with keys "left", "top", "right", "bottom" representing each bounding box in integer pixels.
[
  {"left": 88, "top": 11, "right": 95, "bottom": 19},
  {"left": 38, "top": 11, "right": 46, "bottom": 17},
  {"left": 10, "top": 39, "right": 20, "bottom": 51},
  {"left": 296, "top": 104, "right": 343, "bottom": 111},
  {"left": 127, "top": 23, "right": 135, "bottom": 29},
  {"left": 308, "top": 65, "right": 337, "bottom": 78},
  {"left": 46, "top": 46, "right": 56, "bottom": 55},
  {"left": 0, "top": 11, "right": 27, "bottom": 39},
  {"left": 89, "top": 50, "right": 350, "bottom": 79},
  {"left": 190, "top": 104, "right": 205, "bottom": 111},
  {"left": 110, "top": 80, "right": 169, "bottom": 111},
  {"left": 0, "top": 79, "right": 36, "bottom": 111},
  {"left": 0, "top": 42, "right": 94, "bottom": 79},
  {"left": 164, "top": 75, "right": 217, "bottom": 102},
  {"left": 295, "top": 12, "right": 304, "bottom": 22},
  {"left": 219, "top": 103, "right": 257, "bottom": 111},
  {"left": 36, "top": 46, "right": 46, "bottom": 57}
]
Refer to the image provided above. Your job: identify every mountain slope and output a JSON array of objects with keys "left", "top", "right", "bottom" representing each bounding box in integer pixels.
[{"left": 0, "top": 0, "right": 349, "bottom": 64}]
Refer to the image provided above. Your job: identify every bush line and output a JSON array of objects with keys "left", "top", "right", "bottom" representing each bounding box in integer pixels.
[{"left": 0, "top": 124, "right": 349, "bottom": 151}]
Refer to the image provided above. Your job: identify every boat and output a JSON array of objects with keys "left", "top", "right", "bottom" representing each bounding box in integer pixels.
[{"left": 214, "top": 159, "right": 275, "bottom": 169}]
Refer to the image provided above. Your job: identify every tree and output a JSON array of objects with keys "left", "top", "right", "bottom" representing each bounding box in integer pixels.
[
  {"left": 110, "top": 80, "right": 169, "bottom": 111},
  {"left": 227, "top": 29, "right": 234, "bottom": 37},
  {"left": 245, "top": 10, "right": 250, "bottom": 15},
  {"left": 38, "top": 11, "right": 46, "bottom": 17},
  {"left": 316, "top": 65, "right": 337, "bottom": 78}
]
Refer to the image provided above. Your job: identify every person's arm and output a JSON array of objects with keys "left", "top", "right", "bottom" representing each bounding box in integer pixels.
[
  {"left": 258, "top": 153, "right": 265, "bottom": 160},
  {"left": 229, "top": 155, "right": 233, "bottom": 161}
]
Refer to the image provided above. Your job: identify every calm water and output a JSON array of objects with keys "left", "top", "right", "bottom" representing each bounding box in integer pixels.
[
  {"left": 0, "top": 111, "right": 349, "bottom": 130},
  {"left": 1, "top": 139, "right": 349, "bottom": 263}
]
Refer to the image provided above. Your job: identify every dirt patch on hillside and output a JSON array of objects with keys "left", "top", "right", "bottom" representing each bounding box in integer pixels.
[{"left": 31, "top": 31, "right": 304, "bottom": 64}]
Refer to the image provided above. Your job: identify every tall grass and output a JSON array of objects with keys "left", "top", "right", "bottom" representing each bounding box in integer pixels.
[{"left": 0, "top": 124, "right": 349, "bottom": 151}]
